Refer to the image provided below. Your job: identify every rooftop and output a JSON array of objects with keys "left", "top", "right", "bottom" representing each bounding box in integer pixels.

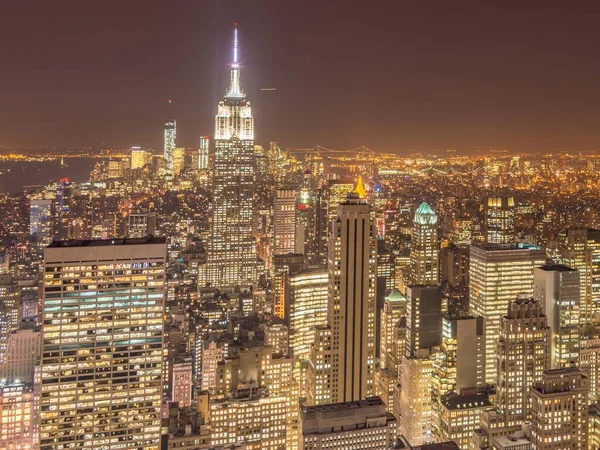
[
  {"left": 442, "top": 392, "right": 492, "bottom": 410},
  {"left": 409, "top": 442, "right": 461, "bottom": 450},
  {"left": 537, "top": 264, "right": 576, "bottom": 272},
  {"left": 471, "top": 242, "right": 542, "bottom": 251},
  {"left": 302, "top": 396, "right": 385, "bottom": 414},
  {"left": 48, "top": 237, "right": 166, "bottom": 248},
  {"left": 492, "top": 433, "right": 532, "bottom": 447},
  {"left": 386, "top": 288, "right": 407, "bottom": 303}
]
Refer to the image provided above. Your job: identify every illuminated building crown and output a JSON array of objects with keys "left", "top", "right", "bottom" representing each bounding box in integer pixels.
[
  {"left": 215, "top": 24, "right": 254, "bottom": 141},
  {"left": 414, "top": 202, "right": 438, "bottom": 225}
]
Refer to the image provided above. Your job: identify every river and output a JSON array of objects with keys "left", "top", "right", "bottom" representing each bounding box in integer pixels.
[{"left": 0, "top": 157, "right": 102, "bottom": 194}]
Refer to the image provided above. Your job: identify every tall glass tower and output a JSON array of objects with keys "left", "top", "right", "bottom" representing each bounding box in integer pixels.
[
  {"left": 164, "top": 118, "right": 176, "bottom": 176},
  {"left": 202, "top": 25, "right": 257, "bottom": 289}
]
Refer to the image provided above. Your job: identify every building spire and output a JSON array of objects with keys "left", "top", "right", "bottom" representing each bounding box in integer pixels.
[
  {"left": 353, "top": 175, "right": 367, "bottom": 199},
  {"left": 226, "top": 23, "right": 244, "bottom": 98},
  {"left": 233, "top": 23, "right": 238, "bottom": 64}
]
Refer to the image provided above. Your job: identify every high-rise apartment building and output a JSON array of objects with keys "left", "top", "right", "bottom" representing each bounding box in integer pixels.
[
  {"left": 496, "top": 298, "right": 550, "bottom": 426},
  {"left": 164, "top": 119, "right": 177, "bottom": 175},
  {"left": 469, "top": 243, "right": 546, "bottom": 383},
  {"left": 40, "top": 238, "right": 166, "bottom": 450},
  {"left": 30, "top": 199, "right": 53, "bottom": 246},
  {"left": 328, "top": 192, "right": 377, "bottom": 403},
  {"left": 200, "top": 337, "right": 226, "bottom": 393},
  {"left": 273, "top": 188, "right": 298, "bottom": 255},
  {"left": 530, "top": 368, "right": 589, "bottom": 450},
  {"left": 533, "top": 264, "right": 580, "bottom": 368},
  {"left": 409, "top": 202, "right": 440, "bottom": 285},
  {"left": 0, "top": 277, "right": 21, "bottom": 365},
  {"left": 201, "top": 26, "right": 258, "bottom": 290},
  {"left": 485, "top": 196, "right": 515, "bottom": 244},
  {"left": 172, "top": 356, "right": 193, "bottom": 407}
]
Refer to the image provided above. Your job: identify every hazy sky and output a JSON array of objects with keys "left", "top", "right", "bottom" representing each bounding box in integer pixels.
[{"left": 2, "top": 1, "right": 600, "bottom": 153}]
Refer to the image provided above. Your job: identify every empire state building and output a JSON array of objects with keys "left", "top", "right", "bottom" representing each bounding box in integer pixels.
[{"left": 201, "top": 25, "right": 258, "bottom": 290}]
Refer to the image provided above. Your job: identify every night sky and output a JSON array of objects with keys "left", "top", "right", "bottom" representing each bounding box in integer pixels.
[{"left": 2, "top": 1, "right": 600, "bottom": 153}]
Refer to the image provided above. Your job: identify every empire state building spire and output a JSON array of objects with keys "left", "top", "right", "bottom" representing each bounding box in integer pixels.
[
  {"left": 215, "top": 24, "right": 254, "bottom": 141},
  {"left": 201, "top": 22, "right": 257, "bottom": 290},
  {"left": 226, "top": 24, "right": 244, "bottom": 98}
]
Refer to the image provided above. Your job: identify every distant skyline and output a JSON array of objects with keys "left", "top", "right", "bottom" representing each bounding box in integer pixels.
[{"left": 2, "top": 1, "right": 600, "bottom": 153}]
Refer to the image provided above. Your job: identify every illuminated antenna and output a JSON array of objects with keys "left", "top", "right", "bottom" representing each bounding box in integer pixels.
[{"left": 233, "top": 23, "right": 239, "bottom": 65}]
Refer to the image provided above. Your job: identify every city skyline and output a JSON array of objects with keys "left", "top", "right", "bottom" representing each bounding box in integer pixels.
[
  {"left": 2, "top": 1, "right": 600, "bottom": 152},
  {"left": 2, "top": 4, "right": 600, "bottom": 450}
]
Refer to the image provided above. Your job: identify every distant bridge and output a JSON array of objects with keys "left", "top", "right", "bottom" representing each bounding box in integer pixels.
[
  {"left": 413, "top": 166, "right": 484, "bottom": 176},
  {"left": 290, "top": 145, "right": 377, "bottom": 156}
]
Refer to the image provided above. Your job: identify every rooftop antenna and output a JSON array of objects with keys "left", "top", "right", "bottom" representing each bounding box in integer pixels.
[{"left": 233, "top": 22, "right": 238, "bottom": 65}]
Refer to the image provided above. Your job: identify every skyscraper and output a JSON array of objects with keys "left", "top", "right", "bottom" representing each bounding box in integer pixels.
[
  {"left": 54, "top": 178, "right": 71, "bottom": 240},
  {"left": 399, "top": 355, "right": 434, "bottom": 445},
  {"left": 201, "top": 25, "right": 257, "bottom": 290},
  {"left": 198, "top": 135, "right": 209, "bottom": 170},
  {"left": 496, "top": 297, "right": 550, "bottom": 426},
  {"left": 559, "top": 228, "right": 600, "bottom": 323},
  {"left": 285, "top": 270, "right": 328, "bottom": 365},
  {"left": 40, "top": 238, "right": 166, "bottom": 450},
  {"left": 469, "top": 243, "right": 546, "bottom": 383},
  {"left": 172, "top": 147, "right": 185, "bottom": 176},
  {"left": 409, "top": 202, "right": 440, "bottom": 285},
  {"left": 485, "top": 196, "right": 515, "bottom": 244},
  {"left": 0, "top": 278, "right": 21, "bottom": 365},
  {"left": 376, "top": 289, "right": 406, "bottom": 412},
  {"left": 130, "top": 146, "right": 147, "bottom": 170},
  {"left": 435, "top": 315, "right": 485, "bottom": 398},
  {"left": 530, "top": 368, "right": 589, "bottom": 450},
  {"left": 328, "top": 192, "right": 377, "bottom": 403},
  {"left": 405, "top": 285, "right": 442, "bottom": 357},
  {"left": 30, "top": 199, "right": 53, "bottom": 246},
  {"left": 164, "top": 118, "right": 176, "bottom": 175},
  {"left": 533, "top": 264, "right": 580, "bottom": 368},
  {"left": 273, "top": 188, "right": 298, "bottom": 255}
]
